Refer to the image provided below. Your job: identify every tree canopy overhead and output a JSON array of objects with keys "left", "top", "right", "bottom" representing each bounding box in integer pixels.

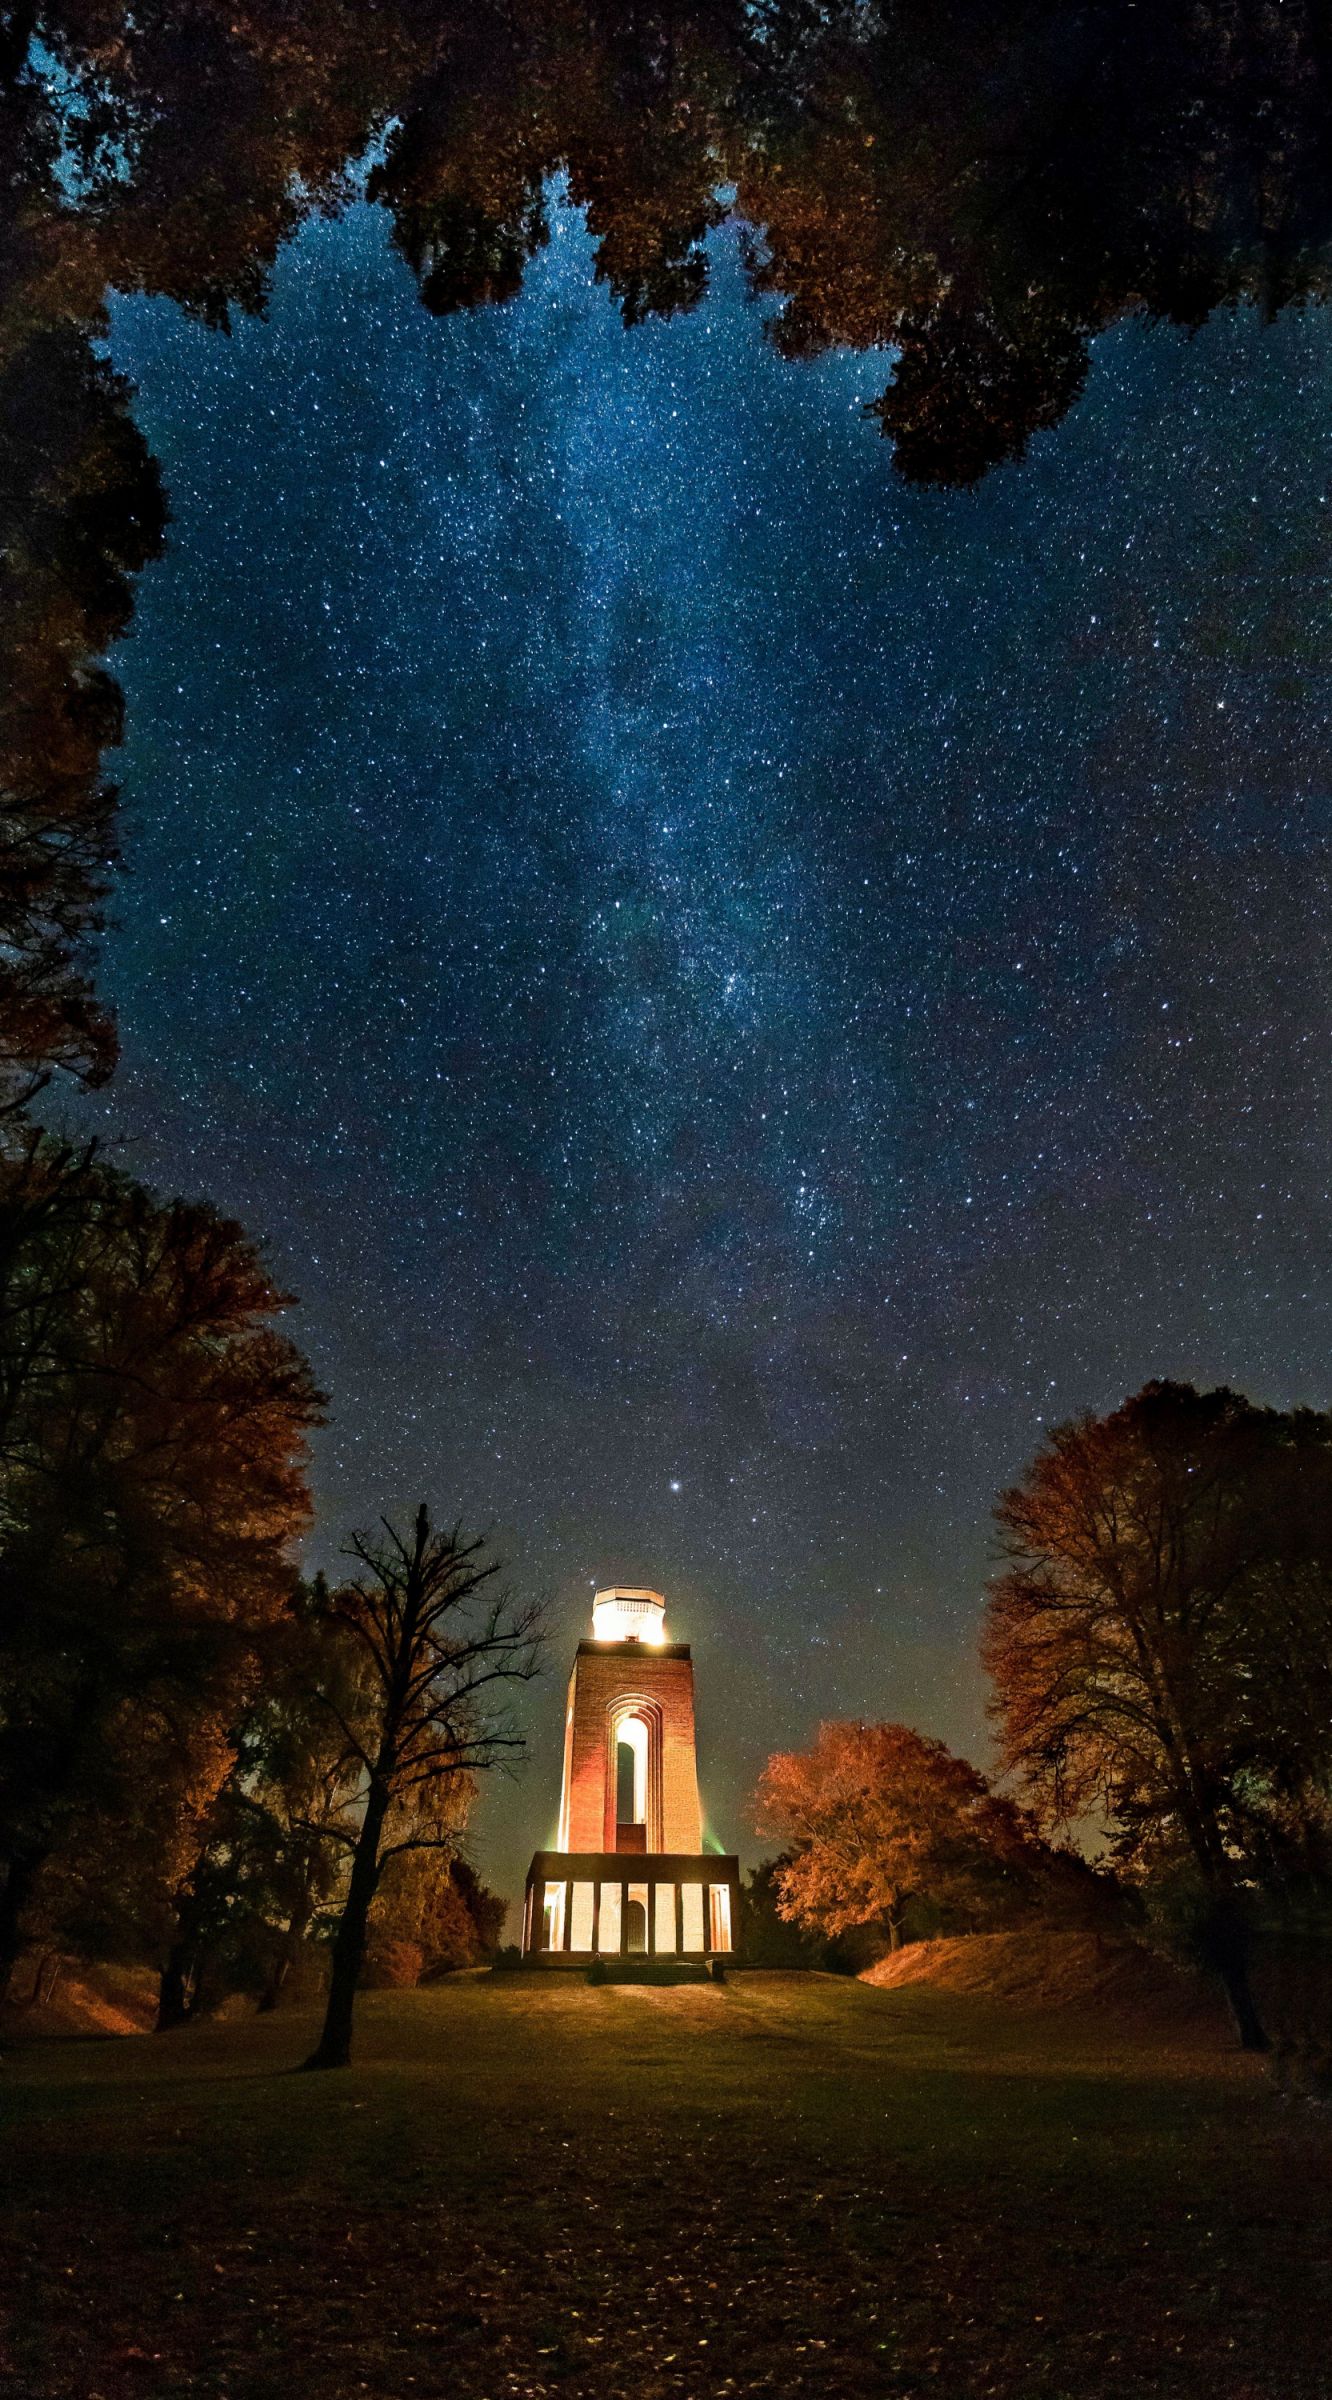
[{"left": 6, "top": 0, "right": 1332, "bottom": 1103}]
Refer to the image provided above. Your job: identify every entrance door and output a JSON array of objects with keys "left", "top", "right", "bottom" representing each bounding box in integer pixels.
[{"left": 624, "top": 1897, "right": 647, "bottom": 1954}]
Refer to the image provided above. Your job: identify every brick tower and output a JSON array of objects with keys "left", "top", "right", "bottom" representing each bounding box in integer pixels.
[{"left": 521, "top": 1588, "right": 740, "bottom": 1963}]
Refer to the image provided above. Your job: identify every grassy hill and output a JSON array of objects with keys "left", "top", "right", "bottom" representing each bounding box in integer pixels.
[
  {"left": 862, "top": 1929, "right": 1229, "bottom": 2035},
  {"left": 1, "top": 1969, "right": 1327, "bottom": 2399}
]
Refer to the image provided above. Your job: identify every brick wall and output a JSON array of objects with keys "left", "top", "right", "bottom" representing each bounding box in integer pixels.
[{"left": 560, "top": 1641, "right": 702, "bottom": 1853}]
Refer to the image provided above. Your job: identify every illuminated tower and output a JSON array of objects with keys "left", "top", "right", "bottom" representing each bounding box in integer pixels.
[{"left": 521, "top": 1587, "right": 740, "bottom": 1964}]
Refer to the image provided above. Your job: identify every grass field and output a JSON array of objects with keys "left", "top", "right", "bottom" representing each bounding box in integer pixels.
[{"left": 2, "top": 1970, "right": 1328, "bottom": 2400}]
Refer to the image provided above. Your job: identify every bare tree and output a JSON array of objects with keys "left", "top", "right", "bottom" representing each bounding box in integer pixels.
[{"left": 301, "top": 1506, "right": 541, "bottom": 2070}]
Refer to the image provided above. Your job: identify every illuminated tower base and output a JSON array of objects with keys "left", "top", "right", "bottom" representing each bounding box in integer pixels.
[{"left": 521, "top": 1587, "right": 740, "bottom": 1964}]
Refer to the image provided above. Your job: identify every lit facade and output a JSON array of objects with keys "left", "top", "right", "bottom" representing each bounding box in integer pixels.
[{"left": 522, "top": 1587, "right": 740, "bottom": 1963}]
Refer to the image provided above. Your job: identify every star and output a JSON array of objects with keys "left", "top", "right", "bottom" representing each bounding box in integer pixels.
[{"left": 79, "top": 178, "right": 1332, "bottom": 1905}]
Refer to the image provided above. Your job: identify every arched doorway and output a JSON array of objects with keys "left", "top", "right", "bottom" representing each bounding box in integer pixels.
[{"left": 624, "top": 1897, "right": 647, "bottom": 1954}]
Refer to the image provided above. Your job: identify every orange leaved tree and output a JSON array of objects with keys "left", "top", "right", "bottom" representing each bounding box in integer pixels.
[
  {"left": 0, "top": 1136, "right": 323, "bottom": 1994},
  {"left": 754, "top": 1720, "right": 1039, "bottom": 1953},
  {"left": 982, "top": 1382, "right": 1332, "bottom": 2050}
]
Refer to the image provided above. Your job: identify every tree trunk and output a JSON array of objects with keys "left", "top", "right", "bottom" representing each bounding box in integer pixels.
[
  {"left": 302, "top": 1786, "right": 388, "bottom": 2071},
  {"left": 0, "top": 1849, "right": 42, "bottom": 2006},
  {"left": 1214, "top": 1945, "right": 1269, "bottom": 2052},
  {"left": 0, "top": 1678, "right": 103, "bottom": 2004},
  {"left": 1200, "top": 1898, "right": 1269, "bottom": 2053},
  {"left": 257, "top": 1948, "right": 292, "bottom": 2014},
  {"left": 260, "top": 1873, "right": 315, "bottom": 2012},
  {"left": 1170, "top": 1783, "right": 1270, "bottom": 2053},
  {"left": 156, "top": 1939, "right": 194, "bottom": 2031}
]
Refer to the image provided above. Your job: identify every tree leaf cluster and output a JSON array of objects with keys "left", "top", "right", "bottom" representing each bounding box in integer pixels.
[
  {"left": 5, "top": 0, "right": 1332, "bottom": 1108},
  {"left": 984, "top": 1379, "right": 1332, "bottom": 2047},
  {"left": 753, "top": 1717, "right": 1097, "bottom": 1953},
  {"left": 0, "top": 1125, "right": 323, "bottom": 1991}
]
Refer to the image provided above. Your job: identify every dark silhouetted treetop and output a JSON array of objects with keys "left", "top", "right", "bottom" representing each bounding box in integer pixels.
[
  {"left": 0, "top": 1128, "right": 324, "bottom": 1995},
  {"left": 983, "top": 1380, "right": 1332, "bottom": 2047},
  {"left": 7, "top": 0, "right": 1332, "bottom": 1090},
  {"left": 301, "top": 1505, "right": 541, "bottom": 2066}
]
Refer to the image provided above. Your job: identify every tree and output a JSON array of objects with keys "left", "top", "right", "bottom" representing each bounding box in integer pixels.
[
  {"left": 154, "top": 1586, "right": 362, "bottom": 2028},
  {"left": 301, "top": 1508, "right": 540, "bottom": 2070},
  {"left": 982, "top": 1381, "right": 1332, "bottom": 2050},
  {"left": 0, "top": 1137, "right": 323, "bottom": 1994},
  {"left": 364, "top": 1849, "right": 506, "bottom": 1987},
  {"left": 0, "top": 65, "right": 168, "bottom": 1111},
  {"left": 738, "top": 1854, "right": 851, "bottom": 1970},
  {"left": 754, "top": 1720, "right": 1047, "bottom": 1953}
]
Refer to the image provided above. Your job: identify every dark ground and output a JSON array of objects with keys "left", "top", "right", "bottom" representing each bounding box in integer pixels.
[{"left": 1, "top": 1971, "right": 1328, "bottom": 2399}]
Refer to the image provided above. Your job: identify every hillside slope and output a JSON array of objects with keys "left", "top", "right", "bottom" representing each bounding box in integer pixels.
[
  {"left": 862, "top": 1929, "right": 1225, "bottom": 2033},
  {"left": 1, "top": 1957, "right": 157, "bottom": 2037}
]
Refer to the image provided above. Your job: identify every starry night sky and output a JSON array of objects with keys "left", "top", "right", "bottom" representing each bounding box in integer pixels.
[{"left": 76, "top": 191, "right": 1332, "bottom": 1905}]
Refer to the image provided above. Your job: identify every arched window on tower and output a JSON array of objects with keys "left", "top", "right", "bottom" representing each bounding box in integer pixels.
[{"left": 615, "top": 1713, "right": 649, "bottom": 1853}]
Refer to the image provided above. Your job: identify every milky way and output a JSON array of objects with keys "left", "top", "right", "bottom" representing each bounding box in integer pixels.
[{"left": 80, "top": 191, "right": 1332, "bottom": 1899}]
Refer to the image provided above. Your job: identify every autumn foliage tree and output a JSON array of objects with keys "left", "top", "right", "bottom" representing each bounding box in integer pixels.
[
  {"left": 0, "top": 1132, "right": 323, "bottom": 1993},
  {"left": 364, "top": 1850, "right": 506, "bottom": 1988},
  {"left": 154, "top": 1582, "right": 503, "bottom": 2023},
  {"left": 153, "top": 1585, "right": 364, "bottom": 2028},
  {"left": 982, "top": 1382, "right": 1332, "bottom": 2050},
  {"left": 2, "top": 0, "right": 1331, "bottom": 1129},
  {"left": 754, "top": 1720, "right": 1051, "bottom": 1953},
  {"left": 302, "top": 1508, "right": 540, "bottom": 2070},
  {"left": 0, "top": 64, "right": 168, "bottom": 1111}
]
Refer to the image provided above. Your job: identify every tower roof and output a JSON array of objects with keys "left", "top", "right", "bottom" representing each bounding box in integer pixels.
[{"left": 591, "top": 1587, "right": 666, "bottom": 1644}]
